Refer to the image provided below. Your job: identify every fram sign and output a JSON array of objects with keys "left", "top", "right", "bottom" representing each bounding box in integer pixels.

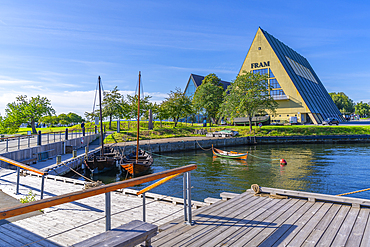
[{"left": 251, "top": 61, "right": 270, "bottom": 69}]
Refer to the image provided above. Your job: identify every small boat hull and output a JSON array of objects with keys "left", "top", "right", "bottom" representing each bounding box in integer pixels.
[
  {"left": 84, "top": 147, "right": 121, "bottom": 174},
  {"left": 212, "top": 145, "right": 248, "bottom": 160},
  {"left": 120, "top": 149, "right": 153, "bottom": 176}
]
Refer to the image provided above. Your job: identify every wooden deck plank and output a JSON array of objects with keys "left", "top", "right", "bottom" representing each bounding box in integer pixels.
[
  {"left": 260, "top": 202, "right": 321, "bottom": 247},
  {"left": 0, "top": 225, "right": 45, "bottom": 247},
  {"left": 14, "top": 219, "right": 80, "bottom": 246},
  {"left": 360, "top": 209, "right": 370, "bottom": 247},
  {"left": 271, "top": 202, "right": 324, "bottom": 247},
  {"left": 152, "top": 193, "right": 260, "bottom": 246},
  {"left": 157, "top": 192, "right": 249, "bottom": 233},
  {"left": 331, "top": 207, "right": 360, "bottom": 246},
  {"left": 301, "top": 204, "right": 342, "bottom": 247},
  {"left": 257, "top": 200, "right": 315, "bottom": 247},
  {"left": 332, "top": 207, "right": 360, "bottom": 246},
  {"left": 315, "top": 205, "right": 351, "bottom": 246},
  {"left": 284, "top": 203, "right": 333, "bottom": 247},
  {"left": 0, "top": 226, "right": 27, "bottom": 247},
  {"left": 152, "top": 192, "right": 254, "bottom": 241},
  {"left": 198, "top": 198, "right": 296, "bottom": 247},
  {"left": 230, "top": 199, "right": 300, "bottom": 246},
  {"left": 157, "top": 196, "right": 233, "bottom": 232},
  {"left": 244, "top": 199, "right": 307, "bottom": 246},
  {"left": 2, "top": 223, "right": 61, "bottom": 247},
  {"left": 0, "top": 237, "right": 15, "bottom": 247},
  {"left": 346, "top": 208, "right": 370, "bottom": 247},
  {"left": 259, "top": 187, "right": 370, "bottom": 207},
  {"left": 177, "top": 197, "right": 280, "bottom": 247},
  {"left": 176, "top": 197, "right": 281, "bottom": 247}
]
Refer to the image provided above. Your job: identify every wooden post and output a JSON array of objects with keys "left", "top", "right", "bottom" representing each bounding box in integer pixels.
[{"left": 56, "top": 155, "right": 61, "bottom": 164}]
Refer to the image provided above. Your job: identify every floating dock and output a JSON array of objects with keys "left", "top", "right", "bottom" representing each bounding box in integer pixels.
[
  {"left": 153, "top": 188, "right": 370, "bottom": 246},
  {"left": 1, "top": 166, "right": 370, "bottom": 246}
]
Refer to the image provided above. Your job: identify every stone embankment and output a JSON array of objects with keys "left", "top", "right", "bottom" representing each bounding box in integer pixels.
[{"left": 117, "top": 134, "right": 370, "bottom": 154}]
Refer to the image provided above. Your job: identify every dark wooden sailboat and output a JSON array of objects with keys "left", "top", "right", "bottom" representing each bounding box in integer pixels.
[
  {"left": 84, "top": 76, "right": 121, "bottom": 174},
  {"left": 120, "top": 71, "right": 154, "bottom": 176}
]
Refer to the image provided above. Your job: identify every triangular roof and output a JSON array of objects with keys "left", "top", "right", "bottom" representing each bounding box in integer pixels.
[
  {"left": 260, "top": 28, "right": 341, "bottom": 121},
  {"left": 187, "top": 74, "right": 230, "bottom": 91},
  {"left": 239, "top": 28, "right": 342, "bottom": 123}
]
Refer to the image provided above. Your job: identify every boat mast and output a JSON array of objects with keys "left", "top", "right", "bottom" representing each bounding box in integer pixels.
[
  {"left": 136, "top": 71, "right": 141, "bottom": 163},
  {"left": 98, "top": 76, "right": 104, "bottom": 156}
]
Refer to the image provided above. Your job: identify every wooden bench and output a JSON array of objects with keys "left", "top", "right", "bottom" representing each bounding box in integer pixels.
[
  {"left": 73, "top": 220, "right": 158, "bottom": 247},
  {"left": 19, "top": 157, "right": 37, "bottom": 165},
  {"left": 35, "top": 149, "right": 54, "bottom": 161}
]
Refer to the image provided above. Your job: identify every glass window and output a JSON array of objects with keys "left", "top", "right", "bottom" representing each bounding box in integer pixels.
[
  {"left": 269, "top": 79, "right": 281, "bottom": 89},
  {"left": 252, "top": 69, "right": 268, "bottom": 75},
  {"left": 270, "top": 89, "right": 286, "bottom": 96},
  {"left": 269, "top": 69, "right": 275, "bottom": 78},
  {"left": 184, "top": 79, "right": 196, "bottom": 98}
]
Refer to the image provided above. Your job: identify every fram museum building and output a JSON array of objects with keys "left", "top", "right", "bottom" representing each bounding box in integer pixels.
[{"left": 184, "top": 28, "right": 342, "bottom": 125}]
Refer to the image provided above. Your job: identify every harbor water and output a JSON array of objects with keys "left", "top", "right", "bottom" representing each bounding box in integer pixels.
[{"left": 68, "top": 142, "right": 370, "bottom": 201}]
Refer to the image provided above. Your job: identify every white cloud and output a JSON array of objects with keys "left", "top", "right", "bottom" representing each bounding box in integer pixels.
[{"left": 0, "top": 89, "right": 168, "bottom": 118}]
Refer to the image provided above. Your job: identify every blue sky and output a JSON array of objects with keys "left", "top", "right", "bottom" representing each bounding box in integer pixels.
[{"left": 0, "top": 0, "right": 369, "bottom": 117}]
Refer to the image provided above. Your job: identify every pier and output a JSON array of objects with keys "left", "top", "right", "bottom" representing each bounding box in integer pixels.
[
  {"left": 1, "top": 135, "right": 370, "bottom": 246},
  {"left": 153, "top": 187, "right": 370, "bottom": 246},
  {"left": 1, "top": 163, "right": 370, "bottom": 246}
]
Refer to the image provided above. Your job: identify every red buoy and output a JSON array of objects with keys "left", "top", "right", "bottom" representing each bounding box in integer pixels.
[{"left": 280, "top": 159, "right": 287, "bottom": 166}]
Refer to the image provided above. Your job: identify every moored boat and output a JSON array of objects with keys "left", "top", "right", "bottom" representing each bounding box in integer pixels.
[
  {"left": 120, "top": 71, "right": 154, "bottom": 177},
  {"left": 84, "top": 76, "right": 123, "bottom": 174},
  {"left": 120, "top": 149, "right": 153, "bottom": 176},
  {"left": 212, "top": 145, "right": 248, "bottom": 160}
]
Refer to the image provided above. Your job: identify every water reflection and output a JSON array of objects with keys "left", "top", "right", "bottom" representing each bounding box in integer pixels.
[{"left": 66, "top": 142, "right": 370, "bottom": 201}]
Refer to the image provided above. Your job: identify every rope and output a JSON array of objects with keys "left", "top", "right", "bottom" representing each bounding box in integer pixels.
[
  {"left": 336, "top": 187, "right": 370, "bottom": 196},
  {"left": 248, "top": 153, "right": 281, "bottom": 161},
  {"left": 145, "top": 151, "right": 182, "bottom": 159},
  {"left": 59, "top": 161, "right": 95, "bottom": 183},
  {"left": 196, "top": 140, "right": 212, "bottom": 151},
  {"left": 251, "top": 184, "right": 287, "bottom": 199}
]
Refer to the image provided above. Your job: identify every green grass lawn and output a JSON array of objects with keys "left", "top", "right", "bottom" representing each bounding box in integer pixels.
[
  {"left": 10, "top": 120, "right": 370, "bottom": 143},
  {"left": 103, "top": 121, "right": 370, "bottom": 144}
]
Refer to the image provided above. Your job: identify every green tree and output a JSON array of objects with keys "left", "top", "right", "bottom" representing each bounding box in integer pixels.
[
  {"left": 84, "top": 110, "right": 99, "bottom": 123},
  {"left": 102, "top": 86, "right": 122, "bottom": 129},
  {"left": 154, "top": 102, "right": 171, "bottom": 128},
  {"left": 163, "top": 88, "right": 193, "bottom": 127},
  {"left": 58, "top": 113, "right": 70, "bottom": 126},
  {"left": 329, "top": 92, "right": 355, "bottom": 114},
  {"left": 117, "top": 96, "right": 131, "bottom": 129},
  {"left": 5, "top": 95, "right": 55, "bottom": 134},
  {"left": 355, "top": 101, "right": 370, "bottom": 117},
  {"left": 126, "top": 94, "right": 152, "bottom": 129},
  {"left": 67, "top": 112, "right": 83, "bottom": 124},
  {"left": 0, "top": 115, "right": 19, "bottom": 134},
  {"left": 40, "top": 115, "right": 59, "bottom": 127},
  {"left": 192, "top": 74, "right": 224, "bottom": 126},
  {"left": 219, "top": 71, "right": 277, "bottom": 133}
]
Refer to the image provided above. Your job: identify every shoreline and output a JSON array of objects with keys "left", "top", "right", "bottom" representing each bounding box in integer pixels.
[{"left": 114, "top": 134, "right": 370, "bottom": 154}]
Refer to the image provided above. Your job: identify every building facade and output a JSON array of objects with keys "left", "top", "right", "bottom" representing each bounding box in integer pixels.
[
  {"left": 184, "top": 28, "right": 342, "bottom": 124},
  {"left": 239, "top": 28, "right": 342, "bottom": 124}
]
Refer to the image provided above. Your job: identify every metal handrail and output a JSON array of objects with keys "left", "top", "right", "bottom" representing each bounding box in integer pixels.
[
  {"left": 0, "top": 156, "right": 47, "bottom": 199},
  {"left": 0, "top": 164, "right": 197, "bottom": 220},
  {"left": 0, "top": 127, "right": 96, "bottom": 141},
  {"left": 0, "top": 156, "right": 45, "bottom": 175}
]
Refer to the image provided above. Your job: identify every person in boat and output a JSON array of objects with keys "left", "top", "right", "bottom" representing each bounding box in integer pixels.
[{"left": 81, "top": 121, "right": 85, "bottom": 129}]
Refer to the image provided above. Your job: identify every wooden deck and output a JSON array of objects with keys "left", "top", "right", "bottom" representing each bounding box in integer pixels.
[{"left": 153, "top": 189, "right": 370, "bottom": 246}]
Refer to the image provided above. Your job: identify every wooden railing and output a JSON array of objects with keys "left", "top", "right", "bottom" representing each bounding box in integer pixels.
[
  {"left": 0, "top": 156, "right": 47, "bottom": 199},
  {"left": 0, "top": 164, "right": 197, "bottom": 230}
]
